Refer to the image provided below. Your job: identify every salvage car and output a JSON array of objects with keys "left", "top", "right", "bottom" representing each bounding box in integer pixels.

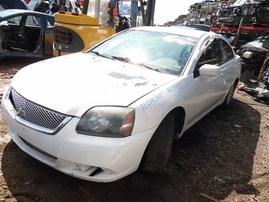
[
  {"left": 237, "top": 35, "right": 269, "bottom": 75},
  {"left": 28, "top": 0, "right": 81, "bottom": 14},
  {"left": 0, "top": 9, "right": 54, "bottom": 59},
  {"left": 216, "top": 0, "right": 269, "bottom": 27},
  {"left": 0, "top": 0, "right": 30, "bottom": 11},
  {"left": 1, "top": 26, "right": 241, "bottom": 182}
]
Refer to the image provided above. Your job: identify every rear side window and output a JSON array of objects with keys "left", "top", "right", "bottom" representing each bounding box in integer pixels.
[{"left": 25, "top": 15, "right": 41, "bottom": 27}]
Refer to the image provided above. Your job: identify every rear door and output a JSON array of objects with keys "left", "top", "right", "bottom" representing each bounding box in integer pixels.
[{"left": 23, "top": 14, "right": 42, "bottom": 53}]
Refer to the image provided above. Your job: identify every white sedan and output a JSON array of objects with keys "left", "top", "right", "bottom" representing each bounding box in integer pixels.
[{"left": 1, "top": 26, "right": 241, "bottom": 182}]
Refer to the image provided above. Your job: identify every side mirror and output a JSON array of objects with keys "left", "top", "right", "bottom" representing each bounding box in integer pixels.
[
  {"left": 0, "top": 21, "right": 8, "bottom": 26},
  {"left": 199, "top": 64, "right": 221, "bottom": 77}
]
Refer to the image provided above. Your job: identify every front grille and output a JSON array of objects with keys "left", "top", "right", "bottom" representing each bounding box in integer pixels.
[
  {"left": 10, "top": 88, "right": 71, "bottom": 134},
  {"left": 55, "top": 27, "right": 72, "bottom": 45},
  {"left": 53, "top": 26, "right": 84, "bottom": 52}
]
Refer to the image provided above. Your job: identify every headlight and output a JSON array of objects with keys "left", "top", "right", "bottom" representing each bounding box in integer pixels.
[
  {"left": 242, "top": 51, "right": 253, "bottom": 59},
  {"left": 76, "top": 107, "right": 135, "bottom": 138}
]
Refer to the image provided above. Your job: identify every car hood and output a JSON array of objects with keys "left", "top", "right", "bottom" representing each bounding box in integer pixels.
[
  {"left": 242, "top": 38, "right": 269, "bottom": 52},
  {"left": 11, "top": 53, "right": 176, "bottom": 116}
]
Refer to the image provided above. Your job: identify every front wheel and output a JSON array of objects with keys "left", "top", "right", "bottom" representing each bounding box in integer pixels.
[{"left": 140, "top": 113, "right": 175, "bottom": 173}]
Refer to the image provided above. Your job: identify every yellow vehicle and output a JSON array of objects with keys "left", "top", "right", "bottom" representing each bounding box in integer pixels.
[
  {"left": 53, "top": 11, "right": 116, "bottom": 56},
  {"left": 53, "top": 0, "right": 155, "bottom": 56}
]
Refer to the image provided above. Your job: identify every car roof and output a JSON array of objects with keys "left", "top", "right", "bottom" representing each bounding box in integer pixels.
[
  {"left": 183, "top": 24, "right": 211, "bottom": 32},
  {"left": 0, "top": 9, "right": 53, "bottom": 19},
  {"left": 131, "top": 26, "right": 210, "bottom": 39}
]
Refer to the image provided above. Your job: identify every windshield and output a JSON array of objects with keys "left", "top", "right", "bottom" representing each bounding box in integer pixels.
[{"left": 88, "top": 29, "right": 197, "bottom": 75}]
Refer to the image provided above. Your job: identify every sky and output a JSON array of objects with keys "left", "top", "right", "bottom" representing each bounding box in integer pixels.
[{"left": 154, "top": 0, "right": 200, "bottom": 24}]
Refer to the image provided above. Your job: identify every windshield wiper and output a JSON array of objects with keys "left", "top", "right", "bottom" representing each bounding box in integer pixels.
[
  {"left": 90, "top": 50, "right": 101, "bottom": 56},
  {"left": 90, "top": 51, "right": 131, "bottom": 63},
  {"left": 90, "top": 51, "right": 111, "bottom": 59},
  {"left": 111, "top": 56, "right": 131, "bottom": 63},
  {"left": 136, "top": 62, "right": 160, "bottom": 72}
]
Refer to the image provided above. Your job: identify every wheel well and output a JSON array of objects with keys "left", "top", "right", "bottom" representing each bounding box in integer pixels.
[
  {"left": 235, "top": 78, "right": 239, "bottom": 86},
  {"left": 231, "top": 78, "right": 239, "bottom": 95},
  {"left": 168, "top": 107, "right": 185, "bottom": 138}
]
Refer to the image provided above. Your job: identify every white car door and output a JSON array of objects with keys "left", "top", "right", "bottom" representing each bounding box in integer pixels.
[{"left": 183, "top": 39, "right": 224, "bottom": 127}]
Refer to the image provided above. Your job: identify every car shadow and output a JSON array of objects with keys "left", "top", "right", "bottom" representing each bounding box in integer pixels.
[{"left": 1, "top": 96, "right": 261, "bottom": 202}]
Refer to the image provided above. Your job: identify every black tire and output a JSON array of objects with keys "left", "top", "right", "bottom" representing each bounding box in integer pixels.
[
  {"left": 140, "top": 113, "right": 175, "bottom": 173},
  {"left": 222, "top": 81, "right": 237, "bottom": 106}
]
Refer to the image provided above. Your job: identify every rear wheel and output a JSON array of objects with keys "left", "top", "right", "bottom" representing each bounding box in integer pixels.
[{"left": 140, "top": 113, "right": 175, "bottom": 173}]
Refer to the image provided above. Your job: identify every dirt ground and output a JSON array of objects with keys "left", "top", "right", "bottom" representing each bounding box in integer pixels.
[{"left": 0, "top": 58, "right": 269, "bottom": 202}]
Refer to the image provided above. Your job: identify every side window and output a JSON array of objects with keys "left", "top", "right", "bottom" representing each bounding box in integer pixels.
[
  {"left": 7, "top": 16, "right": 22, "bottom": 25},
  {"left": 45, "top": 17, "right": 54, "bottom": 29},
  {"left": 218, "top": 39, "right": 234, "bottom": 65},
  {"left": 25, "top": 15, "right": 41, "bottom": 28},
  {"left": 195, "top": 39, "right": 220, "bottom": 71}
]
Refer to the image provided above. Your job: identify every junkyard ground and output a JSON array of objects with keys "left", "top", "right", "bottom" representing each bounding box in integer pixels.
[{"left": 0, "top": 59, "right": 269, "bottom": 202}]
